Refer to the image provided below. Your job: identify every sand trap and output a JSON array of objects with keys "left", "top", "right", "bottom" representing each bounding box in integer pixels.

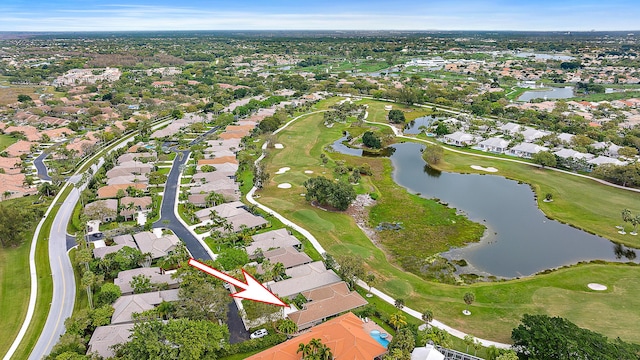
[
  {"left": 277, "top": 183, "right": 292, "bottom": 189},
  {"left": 471, "top": 165, "right": 498, "bottom": 173},
  {"left": 588, "top": 283, "right": 607, "bottom": 291},
  {"left": 275, "top": 167, "right": 290, "bottom": 174},
  {"left": 304, "top": 170, "right": 314, "bottom": 174},
  {"left": 274, "top": 143, "right": 284, "bottom": 149}
]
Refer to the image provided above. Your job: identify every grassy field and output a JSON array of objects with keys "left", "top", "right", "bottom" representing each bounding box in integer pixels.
[
  {"left": 0, "top": 86, "right": 37, "bottom": 105},
  {"left": 0, "top": 133, "right": 18, "bottom": 152},
  {"left": 253, "top": 98, "right": 640, "bottom": 344},
  {"left": 0, "top": 194, "right": 57, "bottom": 359}
]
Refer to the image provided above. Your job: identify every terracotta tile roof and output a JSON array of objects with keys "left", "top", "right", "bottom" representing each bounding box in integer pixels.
[
  {"left": 0, "top": 157, "right": 22, "bottom": 175},
  {"left": 4, "top": 140, "right": 34, "bottom": 157},
  {"left": 246, "top": 312, "right": 386, "bottom": 360},
  {"left": 3, "top": 125, "right": 40, "bottom": 141},
  {"left": 218, "top": 132, "right": 245, "bottom": 140},
  {"left": 197, "top": 156, "right": 238, "bottom": 165},
  {"left": 97, "top": 183, "right": 147, "bottom": 199}
]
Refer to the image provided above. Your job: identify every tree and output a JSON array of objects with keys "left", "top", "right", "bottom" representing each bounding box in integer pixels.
[
  {"left": 297, "top": 338, "right": 333, "bottom": 360},
  {"left": 365, "top": 272, "right": 376, "bottom": 296},
  {"left": 95, "top": 282, "right": 121, "bottom": 307},
  {"left": 511, "top": 314, "right": 640, "bottom": 360},
  {"left": 38, "top": 182, "right": 57, "bottom": 197},
  {"left": 463, "top": 335, "right": 475, "bottom": 353},
  {"left": 532, "top": 151, "right": 557, "bottom": 168},
  {"left": 389, "top": 311, "right": 407, "bottom": 330},
  {"left": 216, "top": 247, "right": 249, "bottom": 271},
  {"left": 205, "top": 191, "right": 225, "bottom": 207},
  {"left": 362, "top": 131, "right": 382, "bottom": 149},
  {"left": 495, "top": 351, "right": 519, "bottom": 360},
  {"left": 147, "top": 171, "right": 167, "bottom": 185},
  {"left": 463, "top": 292, "right": 475, "bottom": 314},
  {"left": 304, "top": 177, "right": 356, "bottom": 211},
  {"left": 420, "top": 326, "right": 452, "bottom": 348},
  {"left": 618, "top": 146, "right": 639, "bottom": 158},
  {"left": 422, "top": 144, "right": 444, "bottom": 165},
  {"left": 334, "top": 254, "right": 364, "bottom": 290},
  {"left": 422, "top": 309, "right": 433, "bottom": 327},
  {"left": 114, "top": 319, "right": 229, "bottom": 360},
  {"left": 17, "top": 94, "right": 32, "bottom": 103},
  {"left": 394, "top": 298, "right": 405, "bottom": 310},
  {"left": 277, "top": 318, "right": 298, "bottom": 336},
  {"left": 130, "top": 274, "right": 154, "bottom": 294},
  {"left": 387, "top": 327, "right": 415, "bottom": 359},
  {"left": 175, "top": 262, "right": 231, "bottom": 322},
  {"left": 0, "top": 205, "right": 32, "bottom": 247},
  {"left": 388, "top": 109, "right": 406, "bottom": 124}
]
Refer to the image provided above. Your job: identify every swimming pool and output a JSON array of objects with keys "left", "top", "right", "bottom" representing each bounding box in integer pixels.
[{"left": 369, "top": 330, "right": 390, "bottom": 348}]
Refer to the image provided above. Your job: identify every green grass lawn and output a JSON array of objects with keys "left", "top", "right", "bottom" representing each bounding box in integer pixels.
[
  {"left": 253, "top": 97, "right": 640, "bottom": 344},
  {"left": 0, "top": 133, "right": 18, "bottom": 151},
  {"left": 0, "top": 196, "right": 51, "bottom": 358}
]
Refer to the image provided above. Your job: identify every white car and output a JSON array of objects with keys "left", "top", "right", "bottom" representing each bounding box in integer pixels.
[{"left": 250, "top": 329, "right": 268, "bottom": 339}]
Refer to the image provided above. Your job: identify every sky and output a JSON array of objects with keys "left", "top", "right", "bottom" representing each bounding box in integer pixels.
[{"left": 0, "top": 0, "right": 638, "bottom": 32}]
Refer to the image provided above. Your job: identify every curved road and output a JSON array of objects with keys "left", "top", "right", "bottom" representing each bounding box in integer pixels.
[
  {"left": 34, "top": 152, "right": 51, "bottom": 181},
  {"left": 153, "top": 150, "right": 249, "bottom": 343}
]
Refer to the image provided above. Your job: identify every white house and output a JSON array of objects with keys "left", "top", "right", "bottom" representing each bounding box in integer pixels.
[
  {"left": 510, "top": 142, "right": 548, "bottom": 158},
  {"left": 521, "top": 127, "right": 550, "bottom": 142},
  {"left": 443, "top": 131, "right": 476, "bottom": 147},
  {"left": 478, "top": 137, "right": 510, "bottom": 153},
  {"left": 587, "top": 156, "right": 626, "bottom": 167},
  {"left": 499, "top": 122, "right": 522, "bottom": 134},
  {"left": 553, "top": 149, "right": 594, "bottom": 160}
]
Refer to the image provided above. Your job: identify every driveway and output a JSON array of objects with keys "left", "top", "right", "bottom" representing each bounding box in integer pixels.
[
  {"left": 34, "top": 152, "right": 51, "bottom": 181},
  {"left": 153, "top": 148, "right": 249, "bottom": 344}
]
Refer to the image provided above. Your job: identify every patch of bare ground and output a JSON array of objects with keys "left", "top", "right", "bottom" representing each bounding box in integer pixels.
[{"left": 346, "top": 194, "right": 380, "bottom": 246}]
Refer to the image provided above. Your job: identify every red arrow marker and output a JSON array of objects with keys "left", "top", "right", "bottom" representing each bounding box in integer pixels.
[{"left": 188, "top": 258, "right": 287, "bottom": 307}]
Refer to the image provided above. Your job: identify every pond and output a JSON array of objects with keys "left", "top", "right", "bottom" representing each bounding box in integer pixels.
[
  {"left": 388, "top": 142, "right": 637, "bottom": 278},
  {"left": 330, "top": 132, "right": 396, "bottom": 157},
  {"left": 518, "top": 86, "right": 574, "bottom": 102},
  {"left": 403, "top": 116, "right": 436, "bottom": 134}
]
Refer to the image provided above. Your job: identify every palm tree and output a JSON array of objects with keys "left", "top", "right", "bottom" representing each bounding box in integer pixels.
[
  {"left": 389, "top": 311, "right": 407, "bottom": 330},
  {"left": 272, "top": 262, "right": 286, "bottom": 280},
  {"left": 619, "top": 209, "right": 632, "bottom": 233},
  {"left": 422, "top": 309, "right": 434, "bottom": 327},
  {"left": 365, "top": 273, "right": 376, "bottom": 296},
  {"left": 277, "top": 319, "right": 298, "bottom": 337},
  {"left": 394, "top": 298, "right": 405, "bottom": 310},
  {"left": 2, "top": 190, "right": 11, "bottom": 200},
  {"left": 631, "top": 214, "right": 640, "bottom": 236}
]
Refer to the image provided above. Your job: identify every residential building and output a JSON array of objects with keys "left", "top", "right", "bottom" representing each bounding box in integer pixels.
[
  {"left": 111, "top": 289, "right": 180, "bottom": 324},
  {"left": 478, "top": 137, "right": 510, "bottom": 153},
  {"left": 246, "top": 229, "right": 302, "bottom": 256},
  {"left": 287, "top": 282, "right": 367, "bottom": 330},
  {"left": 443, "top": 131, "right": 476, "bottom": 147},
  {"left": 114, "top": 267, "right": 179, "bottom": 295},
  {"left": 87, "top": 323, "right": 133, "bottom": 359},
  {"left": 268, "top": 261, "right": 341, "bottom": 299},
  {"left": 509, "top": 142, "right": 548, "bottom": 158},
  {"left": 246, "top": 312, "right": 387, "bottom": 360}
]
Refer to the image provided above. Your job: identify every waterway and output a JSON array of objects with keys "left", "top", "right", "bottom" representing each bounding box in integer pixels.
[
  {"left": 518, "top": 86, "right": 574, "bottom": 102},
  {"left": 403, "top": 116, "right": 436, "bottom": 134},
  {"left": 388, "top": 142, "right": 637, "bottom": 278}
]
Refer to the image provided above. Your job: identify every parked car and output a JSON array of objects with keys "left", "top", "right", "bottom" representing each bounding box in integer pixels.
[{"left": 250, "top": 329, "right": 268, "bottom": 339}]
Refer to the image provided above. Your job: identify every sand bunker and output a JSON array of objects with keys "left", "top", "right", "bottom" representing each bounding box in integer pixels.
[
  {"left": 471, "top": 165, "right": 498, "bottom": 173},
  {"left": 275, "top": 167, "right": 290, "bottom": 174},
  {"left": 274, "top": 143, "right": 284, "bottom": 149},
  {"left": 304, "top": 170, "right": 314, "bottom": 174},
  {"left": 588, "top": 283, "right": 607, "bottom": 291},
  {"left": 277, "top": 183, "right": 292, "bottom": 189}
]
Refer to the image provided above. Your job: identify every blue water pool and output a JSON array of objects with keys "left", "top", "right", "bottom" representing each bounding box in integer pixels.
[{"left": 369, "top": 330, "right": 390, "bottom": 348}]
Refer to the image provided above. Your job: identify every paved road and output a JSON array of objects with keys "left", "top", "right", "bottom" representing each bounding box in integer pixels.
[
  {"left": 153, "top": 149, "right": 249, "bottom": 344},
  {"left": 28, "top": 187, "right": 79, "bottom": 360},
  {"left": 34, "top": 152, "right": 51, "bottom": 181}
]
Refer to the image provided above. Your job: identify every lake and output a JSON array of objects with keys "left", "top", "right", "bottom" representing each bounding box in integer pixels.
[
  {"left": 387, "top": 142, "right": 637, "bottom": 278},
  {"left": 518, "top": 86, "right": 574, "bottom": 102},
  {"left": 403, "top": 116, "right": 436, "bottom": 134},
  {"left": 515, "top": 52, "right": 575, "bottom": 61}
]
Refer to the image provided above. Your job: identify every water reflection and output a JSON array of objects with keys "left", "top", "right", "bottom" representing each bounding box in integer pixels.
[
  {"left": 614, "top": 243, "right": 637, "bottom": 260},
  {"left": 423, "top": 164, "right": 442, "bottom": 178},
  {"left": 404, "top": 116, "right": 436, "bottom": 134}
]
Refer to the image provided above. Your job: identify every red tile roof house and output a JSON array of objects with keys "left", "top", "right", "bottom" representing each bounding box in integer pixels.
[
  {"left": 246, "top": 312, "right": 386, "bottom": 360},
  {"left": 3, "top": 140, "right": 35, "bottom": 157},
  {"left": 3, "top": 125, "right": 41, "bottom": 141}
]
